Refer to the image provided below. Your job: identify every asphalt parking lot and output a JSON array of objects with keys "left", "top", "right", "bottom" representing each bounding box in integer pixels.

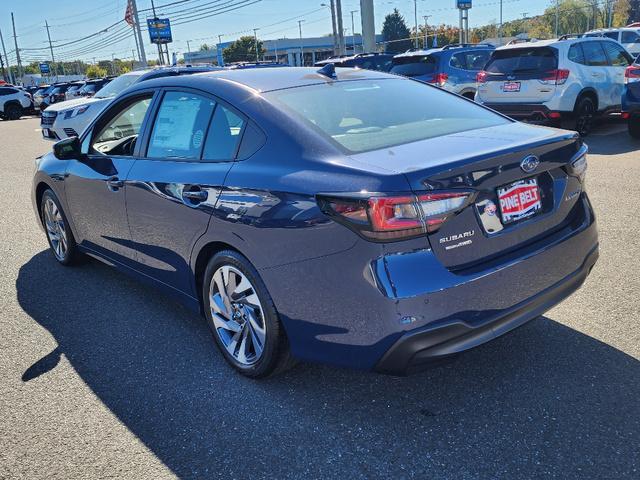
[{"left": 0, "top": 116, "right": 638, "bottom": 479}]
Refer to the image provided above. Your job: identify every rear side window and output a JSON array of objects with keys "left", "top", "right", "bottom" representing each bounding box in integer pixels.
[
  {"left": 568, "top": 44, "right": 586, "bottom": 64},
  {"left": 485, "top": 47, "right": 557, "bottom": 73},
  {"left": 202, "top": 105, "right": 245, "bottom": 161},
  {"left": 602, "top": 41, "right": 632, "bottom": 66},
  {"left": 390, "top": 55, "right": 438, "bottom": 77},
  {"left": 581, "top": 41, "right": 608, "bottom": 66},
  {"left": 622, "top": 31, "right": 640, "bottom": 43},
  {"left": 266, "top": 78, "right": 508, "bottom": 154},
  {"left": 603, "top": 32, "right": 619, "bottom": 40},
  {"left": 451, "top": 51, "right": 491, "bottom": 70},
  {"left": 0, "top": 87, "right": 17, "bottom": 96},
  {"left": 147, "top": 91, "right": 216, "bottom": 159}
]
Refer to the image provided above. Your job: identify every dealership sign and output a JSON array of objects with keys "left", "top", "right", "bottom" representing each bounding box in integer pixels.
[
  {"left": 456, "top": 0, "right": 472, "bottom": 8},
  {"left": 147, "top": 18, "right": 173, "bottom": 44},
  {"left": 39, "top": 63, "right": 50, "bottom": 74}
]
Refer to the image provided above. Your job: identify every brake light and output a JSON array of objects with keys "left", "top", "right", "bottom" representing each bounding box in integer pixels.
[
  {"left": 318, "top": 192, "right": 473, "bottom": 241},
  {"left": 476, "top": 70, "right": 488, "bottom": 83},
  {"left": 541, "top": 69, "right": 570, "bottom": 85},
  {"left": 432, "top": 73, "right": 448, "bottom": 87},
  {"left": 625, "top": 65, "right": 640, "bottom": 84}
]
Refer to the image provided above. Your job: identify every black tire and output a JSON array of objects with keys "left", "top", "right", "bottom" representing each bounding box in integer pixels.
[
  {"left": 40, "top": 189, "right": 81, "bottom": 266},
  {"left": 462, "top": 92, "right": 475, "bottom": 100},
  {"left": 4, "top": 103, "right": 22, "bottom": 121},
  {"left": 573, "top": 96, "right": 595, "bottom": 137},
  {"left": 202, "top": 250, "right": 296, "bottom": 378},
  {"left": 628, "top": 116, "right": 640, "bottom": 139}
]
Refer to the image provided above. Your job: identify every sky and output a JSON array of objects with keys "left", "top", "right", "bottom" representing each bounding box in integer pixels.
[{"left": 0, "top": 0, "right": 550, "bottom": 64}]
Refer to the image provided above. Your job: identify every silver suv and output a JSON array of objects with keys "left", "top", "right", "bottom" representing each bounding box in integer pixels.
[
  {"left": 475, "top": 37, "right": 634, "bottom": 135},
  {"left": 584, "top": 28, "right": 640, "bottom": 56}
]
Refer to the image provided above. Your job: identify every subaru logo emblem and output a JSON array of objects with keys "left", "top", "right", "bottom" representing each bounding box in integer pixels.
[{"left": 520, "top": 155, "right": 539, "bottom": 173}]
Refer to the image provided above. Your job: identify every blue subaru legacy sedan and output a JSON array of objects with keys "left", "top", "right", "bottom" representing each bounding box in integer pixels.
[{"left": 32, "top": 66, "right": 598, "bottom": 377}]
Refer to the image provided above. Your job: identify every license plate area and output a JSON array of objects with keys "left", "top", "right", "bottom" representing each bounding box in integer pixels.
[
  {"left": 502, "top": 81, "right": 521, "bottom": 92},
  {"left": 497, "top": 178, "right": 542, "bottom": 224}
]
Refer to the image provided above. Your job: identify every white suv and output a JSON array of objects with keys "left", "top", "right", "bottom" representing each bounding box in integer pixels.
[
  {"left": 0, "top": 86, "right": 33, "bottom": 120},
  {"left": 475, "top": 37, "right": 634, "bottom": 136},
  {"left": 584, "top": 28, "right": 640, "bottom": 56}
]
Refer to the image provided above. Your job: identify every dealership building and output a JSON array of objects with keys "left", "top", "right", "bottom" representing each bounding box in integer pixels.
[{"left": 183, "top": 34, "right": 385, "bottom": 66}]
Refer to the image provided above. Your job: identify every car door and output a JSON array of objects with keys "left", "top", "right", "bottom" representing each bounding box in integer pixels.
[
  {"left": 125, "top": 88, "right": 245, "bottom": 295},
  {"left": 579, "top": 41, "right": 611, "bottom": 109},
  {"left": 602, "top": 40, "right": 634, "bottom": 109},
  {"left": 64, "top": 92, "right": 155, "bottom": 264}
]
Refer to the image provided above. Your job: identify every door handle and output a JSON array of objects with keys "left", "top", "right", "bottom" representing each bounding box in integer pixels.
[
  {"left": 182, "top": 189, "right": 208, "bottom": 203},
  {"left": 107, "top": 176, "right": 124, "bottom": 190}
]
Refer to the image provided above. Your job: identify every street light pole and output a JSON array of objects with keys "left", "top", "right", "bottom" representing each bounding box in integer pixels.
[
  {"left": 0, "top": 29, "right": 12, "bottom": 84},
  {"left": 186, "top": 40, "right": 191, "bottom": 53},
  {"left": 253, "top": 28, "right": 259, "bottom": 62},
  {"left": 413, "top": 0, "right": 418, "bottom": 48},
  {"left": 499, "top": 0, "right": 503, "bottom": 45},
  {"left": 298, "top": 20, "right": 305, "bottom": 66},
  {"left": 423, "top": 15, "right": 431, "bottom": 49},
  {"left": 350, "top": 10, "right": 358, "bottom": 53},
  {"left": 555, "top": 0, "right": 559, "bottom": 37},
  {"left": 44, "top": 20, "right": 56, "bottom": 79}
]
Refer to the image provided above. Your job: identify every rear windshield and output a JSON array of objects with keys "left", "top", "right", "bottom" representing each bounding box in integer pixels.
[
  {"left": 265, "top": 78, "right": 509, "bottom": 153},
  {"left": 95, "top": 73, "right": 142, "bottom": 99},
  {"left": 390, "top": 55, "right": 438, "bottom": 77},
  {"left": 485, "top": 47, "right": 558, "bottom": 74}
]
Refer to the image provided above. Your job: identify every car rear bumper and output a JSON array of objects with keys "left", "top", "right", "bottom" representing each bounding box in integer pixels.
[
  {"left": 482, "top": 103, "right": 567, "bottom": 123},
  {"left": 263, "top": 194, "right": 598, "bottom": 372},
  {"left": 375, "top": 244, "right": 598, "bottom": 375}
]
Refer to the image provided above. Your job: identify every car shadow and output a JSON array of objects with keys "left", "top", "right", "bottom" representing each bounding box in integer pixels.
[
  {"left": 16, "top": 251, "right": 640, "bottom": 478},
  {"left": 586, "top": 120, "right": 640, "bottom": 155}
]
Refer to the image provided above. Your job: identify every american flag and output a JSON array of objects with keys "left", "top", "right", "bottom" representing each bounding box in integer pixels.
[{"left": 124, "top": 0, "right": 135, "bottom": 27}]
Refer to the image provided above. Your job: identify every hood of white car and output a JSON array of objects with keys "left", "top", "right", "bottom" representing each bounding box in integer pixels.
[{"left": 44, "top": 96, "right": 110, "bottom": 113}]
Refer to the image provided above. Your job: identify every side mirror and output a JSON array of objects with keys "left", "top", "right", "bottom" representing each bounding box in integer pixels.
[{"left": 53, "top": 136, "right": 82, "bottom": 160}]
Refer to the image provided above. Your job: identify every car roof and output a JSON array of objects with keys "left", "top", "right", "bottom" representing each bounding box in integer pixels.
[
  {"left": 496, "top": 36, "right": 619, "bottom": 50},
  {"left": 140, "top": 66, "right": 393, "bottom": 94}
]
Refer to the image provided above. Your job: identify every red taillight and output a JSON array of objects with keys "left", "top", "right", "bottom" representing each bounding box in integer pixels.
[
  {"left": 541, "top": 69, "right": 570, "bottom": 85},
  {"left": 625, "top": 65, "right": 640, "bottom": 84},
  {"left": 622, "top": 112, "right": 631, "bottom": 119},
  {"left": 431, "top": 73, "right": 448, "bottom": 87},
  {"left": 476, "top": 70, "right": 488, "bottom": 84},
  {"left": 548, "top": 111, "right": 562, "bottom": 120},
  {"left": 319, "top": 192, "right": 472, "bottom": 241}
]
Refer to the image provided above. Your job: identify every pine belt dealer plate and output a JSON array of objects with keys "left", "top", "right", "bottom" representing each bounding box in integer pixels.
[
  {"left": 502, "top": 81, "right": 521, "bottom": 92},
  {"left": 497, "top": 178, "right": 541, "bottom": 224}
]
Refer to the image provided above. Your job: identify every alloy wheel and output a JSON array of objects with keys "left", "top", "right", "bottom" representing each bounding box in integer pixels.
[
  {"left": 209, "top": 265, "right": 267, "bottom": 366},
  {"left": 44, "top": 197, "right": 68, "bottom": 261}
]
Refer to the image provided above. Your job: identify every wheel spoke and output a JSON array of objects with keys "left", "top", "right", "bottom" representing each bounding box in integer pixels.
[
  {"left": 212, "top": 268, "right": 232, "bottom": 313},
  {"left": 236, "top": 326, "right": 250, "bottom": 364},
  {"left": 245, "top": 307, "right": 266, "bottom": 348}
]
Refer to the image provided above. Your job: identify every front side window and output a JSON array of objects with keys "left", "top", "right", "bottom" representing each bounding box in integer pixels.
[
  {"left": 622, "top": 31, "right": 640, "bottom": 43},
  {"left": 147, "top": 91, "right": 216, "bottom": 159},
  {"left": 581, "top": 42, "right": 608, "bottom": 66},
  {"left": 92, "top": 96, "right": 152, "bottom": 156},
  {"left": 202, "top": 105, "right": 245, "bottom": 161},
  {"left": 266, "top": 78, "right": 509, "bottom": 154},
  {"left": 602, "top": 41, "right": 632, "bottom": 66}
]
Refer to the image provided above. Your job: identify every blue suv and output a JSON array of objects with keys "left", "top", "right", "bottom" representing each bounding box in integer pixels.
[
  {"left": 390, "top": 44, "right": 494, "bottom": 99},
  {"left": 623, "top": 54, "right": 640, "bottom": 138}
]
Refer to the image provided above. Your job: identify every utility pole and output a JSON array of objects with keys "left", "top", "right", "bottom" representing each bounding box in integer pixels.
[
  {"left": 423, "top": 15, "right": 431, "bottom": 49},
  {"left": 186, "top": 40, "right": 191, "bottom": 53},
  {"left": 335, "top": 0, "right": 345, "bottom": 55},
  {"left": 0, "top": 28, "right": 13, "bottom": 84},
  {"left": 44, "top": 20, "right": 56, "bottom": 79},
  {"left": 297, "top": 21, "right": 304, "bottom": 66},
  {"left": 111, "top": 53, "right": 116, "bottom": 75},
  {"left": 555, "top": 0, "right": 559, "bottom": 38},
  {"left": 130, "top": 0, "right": 147, "bottom": 66},
  {"left": 350, "top": 10, "right": 358, "bottom": 53},
  {"left": 608, "top": 0, "right": 614, "bottom": 28},
  {"left": 413, "top": 0, "right": 418, "bottom": 48},
  {"left": 499, "top": 0, "right": 503, "bottom": 46},
  {"left": 521, "top": 12, "right": 529, "bottom": 37},
  {"left": 0, "top": 52, "right": 5, "bottom": 83},
  {"left": 11, "top": 13, "right": 22, "bottom": 83},
  {"left": 329, "top": 1, "right": 339, "bottom": 56}
]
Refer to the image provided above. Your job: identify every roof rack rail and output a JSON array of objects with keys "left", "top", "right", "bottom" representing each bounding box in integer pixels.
[
  {"left": 558, "top": 34, "right": 584, "bottom": 40},
  {"left": 506, "top": 38, "right": 537, "bottom": 45},
  {"left": 441, "top": 43, "right": 491, "bottom": 50}
]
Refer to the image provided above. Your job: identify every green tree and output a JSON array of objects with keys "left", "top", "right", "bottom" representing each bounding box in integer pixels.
[
  {"left": 200, "top": 43, "right": 212, "bottom": 51},
  {"left": 382, "top": 9, "right": 412, "bottom": 53},
  {"left": 86, "top": 65, "right": 107, "bottom": 78},
  {"left": 223, "top": 36, "right": 264, "bottom": 63}
]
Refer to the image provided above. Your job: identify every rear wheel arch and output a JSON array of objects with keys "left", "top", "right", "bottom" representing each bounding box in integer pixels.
[
  {"left": 575, "top": 89, "right": 598, "bottom": 112},
  {"left": 193, "top": 241, "right": 246, "bottom": 312}
]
